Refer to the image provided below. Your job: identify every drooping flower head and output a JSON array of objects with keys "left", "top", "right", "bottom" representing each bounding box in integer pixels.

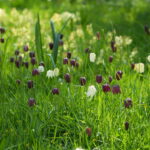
[{"left": 86, "top": 85, "right": 97, "bottom": 97}]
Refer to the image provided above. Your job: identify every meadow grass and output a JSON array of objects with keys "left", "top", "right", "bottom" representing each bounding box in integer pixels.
[{"left": 0, "top": 0, "right": 150, "bottom": 149}]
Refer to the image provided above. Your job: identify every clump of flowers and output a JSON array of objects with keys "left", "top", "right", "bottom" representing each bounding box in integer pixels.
[
  {"left": 46, "top": 68, "right": 59, "bottom": 78},
  {"left": 134, "top": 63, "right": 144, "bottom": 73}
]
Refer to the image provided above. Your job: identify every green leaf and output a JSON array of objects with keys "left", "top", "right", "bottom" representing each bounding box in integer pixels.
[
  {"left": 59, "top": 17, "right": 71, "bottom": 33},
  {"left": 50, "top": 20, "right": 60, "bottom": 64},
  {"left": 35, "top": 14, "right": 44, "bottom": 61},
  {"left": 47, "top": 54, "right": 56, "bottom": 69},
  {"left": 53, "top": 33, "right": 60, "bottom": 64},
  {"left": 50, "top": 20, "right": 56, "bottom": 41}
]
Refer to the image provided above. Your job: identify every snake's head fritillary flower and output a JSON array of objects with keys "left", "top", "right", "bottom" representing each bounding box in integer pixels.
[
  {"left": 80, "top": 77, "right": 86, "bottom": 86},
  {"left": 109, "top": 76, "right": 113, "bottom": 83},
  {"left": 59, "top": 33, "right": 64, "bottom": 39},
  {"left": 89, "top": 53, "right": 96, "bottom": 62},
  {"left": 28, "top": 98, "right": 36, "bottom": 107},
  {"left": 85, "top": 48, "right": 90, "bottom": 53},
  {"left": 32, "top": 69, "right": 39, "bottom": 76},
  {"left": 38, "top": 66, "right": 44, "bottom": 73},
  {"left": 64, "top": 73, "right": 71, "bottom": 83},
  {"left": 112, "top": 85, "right": 121, "bottom": 94},
  {"left": 134, "top": 63, "right": 144, "bottom": 73},
  {"left": 53, "top": 68, "right": 59, "bottom": 76},
  {"left": 111, "top": 41, "right": 117, "bottom": 52},
  {"left": 29, "top": 51, "right": 35, "bottom": 58},
  {"left": 49, "top": 42, "right": 54, "bottom": 50},
  {"left": 0, "top": 38, "right": 4, "bottom": 43},
  {"left": 46, "top": 70, "right": 54, "bottom": 78},
  {"left": 109, "top": 56, "right": 113, "bottom": 63},
  {"left": 0, "top": 27, "right": 5, "bottom": 34},
  {"left": 24, "top": 62, "right": 29, "bottom": 68},
  {"left": 116, "top": 71, "right": 123, "bottom": 80},
  {"left": 15, "top": 50, "right": 20, "bottom": 56},
  {"left": 131, "top": 63, "right": 135, "bottom": 70},
  {"left": 52, "top": 88, "right": 59, "bottom": 95},
  {"left": 102, "top": 84, "right": 111, "bottom": 93},
  {"left": 67, "top": 52, "right": 71, "bottom": 59},
  {"left": 31, "top": 57, "right": 37, "bottom": 65},
  {"left": 125, "top": 122, "right": 129, "bottom": 130},
  {"left": 124, "top": 98, "right": 132, "bottom": 108},
  {"left": 23, "top": 45, "right": 29, "bottom": 52},
  {"left": 75, "top": 62, "right": 79, "bottom": 68},
  {"left": 16, "top": 79, "right": 21, "bottom": 85},
  {"left": 86, "top": 127, "right": 92, "bottom": 136},
  {"left": 15, "top": 60, "right": 20, "bottom": 68},
  {"left": 63, "top": 58, "right": 68, "bottom": 64},
  {"left": 96, "top": 75, "right": 102, "bottom": 83},
  {"left": 39, "top": 61, "right": 45, "bottom": 67},
  {"left": 86, "top": 85, "right": 97, "bottom": 97},
  {"left": 27, "top": 80, "right": 33, "bottom": 89},
  {"left": 10, "top": 57, "right": 14, "bottom": 63},
  {"left": 70, "top": 59, "right": 76, "bottom": 67},
  {"left": 144, "top": 25, "right": 150, "bottom": 35},
  {"left": 18, "top": 56, "right": 23, "bottom": 62}
]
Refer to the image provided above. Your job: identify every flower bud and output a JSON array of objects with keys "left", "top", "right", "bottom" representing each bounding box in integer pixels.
[
  {"left": 31, "top": 57, "right": 37, "bottom": 65},
  {"left": 10, "top": 57, "right": 14, "bottom": 63},
  {"left": 63, "top": 58, "right": 68, "bottom": 64},
  {"left": 49, "top": 42, "right": 54, "bottom": 50},
  {"left": 116, "top": 71, "right": 123, "bottom": 80},
  {"left": 23, "top": 45, "right": 29, "bottom": 52},
  {"left": 64, "top": 73, "right": 71, "bottom": 83},
  {"left": 86, "top": 127, "right": 92, "bottom": 136},
  {"left": 15, "top": 50, "right": 19, "bottom": 56},
  {"left": 32, "top": 69, "right": 39, "bottom": 76},
  {"left": 52, "top": 88, "right": 59, "bottom": 95},
  {"left": 28, "top": 98, "right": 36, "bottom": 107},
  {"left": 70, "top": 59, "right": 76, "bottom": 67},
  {"left": 102, "top": 84, "right": 111, "bottom": 92},
  {"left": 80, "top": 77, "right": 86, "bottom": 86},
  {"left": 0, "top": 38, "right": 4, "bottom": 43},
  {"left": 124, "top": 98, "right": 132, "bottom": 108},
  {"left": 85, "top": 48, "right": 90, "bottom": 53},
  {"left": 96, "top": 75, "right": 102, "bottom": 83},
  {"left": 0, "top": 27, "right": 5, "bottom": 34},
  {"left": 27, "top": 80, "right": 33, "bottom": 89},
  {"left": 125, "top": 122, "right": 129, "bottom": 130},
  {"left": 67, "top": 52, "right": 71, "bottom": 59},
  {"left": 16, "top": 79, "right": 21, "bottom": 85},
  {"left": 39, "top": 61, "right": 45, "bottom": 67},
  {"left": 109, "top": 56, "right": 113, "bottom": 63},
  {"left": 29, "top": 51, "right": 35, "bottom": 58},
  {"left": 111, "top": 41, "right": 117, "bottom": 52},
  {"left": 24, "top": 62, "right": 29, "bottom": 68},
  {"left": 112, "top": 85, "right": 121, "bottom": 94},
  {"left": 109, "top": 76, "right": 113, "bottom": 83},
  {"left": 15, "top": 60, "right": 20, "bottom": 68}
]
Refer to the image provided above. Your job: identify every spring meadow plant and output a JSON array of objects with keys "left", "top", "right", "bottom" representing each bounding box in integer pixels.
[{"left": 0, "top": 1, "right": 150, "bottom": 149}]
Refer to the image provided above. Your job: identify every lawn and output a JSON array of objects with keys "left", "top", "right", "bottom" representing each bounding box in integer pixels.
[{"left": 0, "top": 0, "right": 150, "bottom": 149}]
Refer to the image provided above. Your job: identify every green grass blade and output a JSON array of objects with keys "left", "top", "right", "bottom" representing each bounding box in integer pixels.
[
  {"left": 53, "top": 33, "right": 60, "bottom": 64},
  {"left": 47, "top": 54, "right": 56, "bottom": 69},
  {"left": 35, "top": 14, "right": 44, "bottom": 61}
]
